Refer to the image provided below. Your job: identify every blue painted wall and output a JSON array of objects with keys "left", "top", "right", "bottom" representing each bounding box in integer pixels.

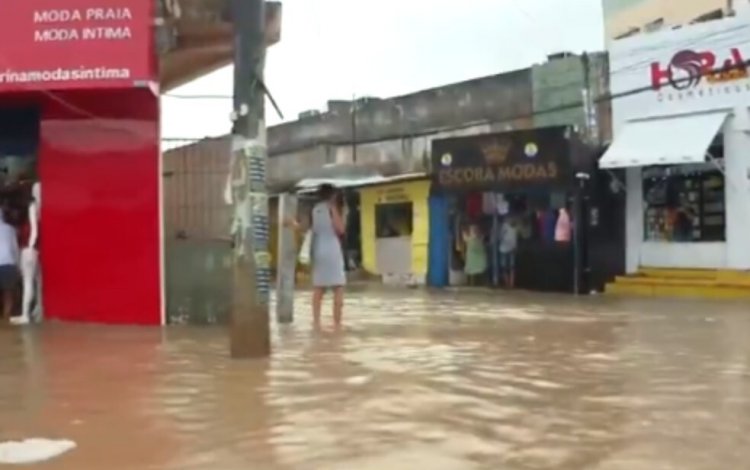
[{"left": 427, "top": 194, "right": 449, "bottom": 287}]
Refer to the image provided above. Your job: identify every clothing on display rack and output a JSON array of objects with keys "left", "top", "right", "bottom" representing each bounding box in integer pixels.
[
  {"left": 466, "top": 193, "right": 482, "bottom": 219},
  {"left": 555, "top": 208, "right": 571, "bottom": 242},
  {"left": 537, "top": 210, "right": 557, "bottom": 243},
  {"left": 482, "top": 192, "right": 496, "bottom": 215}
]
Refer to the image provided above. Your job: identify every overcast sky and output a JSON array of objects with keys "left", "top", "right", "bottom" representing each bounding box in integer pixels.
[{"left": 161, "top": 0, "right": 604, "bottom": 141}]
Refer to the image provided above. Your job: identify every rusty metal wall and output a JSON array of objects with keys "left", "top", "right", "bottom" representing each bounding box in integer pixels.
[
  {"left": 161, "top": 137, "right": 314, "bottom": 324},
  {"left": 162, "top": 137, "right": 232, "bottom": 325},
  {"left": 165, "top": 240, "right": 232, "bottom": 325},
  {"left": 163, "top": 136, "right": 231, "bottom": 240}
]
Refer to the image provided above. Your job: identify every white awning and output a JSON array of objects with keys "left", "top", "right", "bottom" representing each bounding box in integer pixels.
[{"left": 599, "top": 112, "right": 728, "bottom": 169}]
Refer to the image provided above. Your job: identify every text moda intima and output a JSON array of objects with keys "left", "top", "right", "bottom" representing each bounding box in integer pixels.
[{"left": 34, "top": 26, "right": 131, "bottom": 42}]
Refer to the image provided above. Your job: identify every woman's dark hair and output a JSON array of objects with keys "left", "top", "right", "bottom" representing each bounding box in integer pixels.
[{"left": 318, "top": 183, "right": 336, "bottom": 201}]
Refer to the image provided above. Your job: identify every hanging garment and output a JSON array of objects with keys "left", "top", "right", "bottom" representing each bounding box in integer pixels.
[
  {"left": 540, "top": 210, "right": 557, "bottom": 243},
  {"left": 496, "top": 194, "right": 509, "bottom": 215},
  {"left": 481, "top": 192, "right": 496, "bottom": 215},
  {"left": 555, "top": 208, "right": 571, "bottom": 242},
  {"left": 466, "top": 193, "right": 482, "bottom": 220},
  {"left": 18, "top": 221, "right": 30, "bottom": 248}
]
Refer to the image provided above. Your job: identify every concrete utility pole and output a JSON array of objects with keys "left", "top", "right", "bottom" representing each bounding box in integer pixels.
[{"left": 228, "top": 0, "right": 271, "bottom": 358}]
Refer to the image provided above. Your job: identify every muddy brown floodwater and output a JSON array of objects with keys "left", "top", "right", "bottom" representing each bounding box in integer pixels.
[{"left": 1, "top": 289, "right": 750, "bottom": 469}]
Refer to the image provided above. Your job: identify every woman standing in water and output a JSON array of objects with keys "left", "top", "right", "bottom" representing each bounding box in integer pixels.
[{"left": 309, "top": 184, "right": 347, "bottom": 326}]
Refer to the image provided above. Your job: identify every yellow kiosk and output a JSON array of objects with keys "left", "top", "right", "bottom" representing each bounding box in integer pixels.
[{"left": 359, "top": 178, "right": 431, "bottom": 285}]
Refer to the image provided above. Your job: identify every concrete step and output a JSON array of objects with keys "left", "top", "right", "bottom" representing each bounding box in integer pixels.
[
  {"left": 638, "top": 268, "right": 750, "bottom": 281},
  {"left": 606, "top": 281, "right": 750, "bottom": 300},
  {"left": 613, "top": 275, "right": 750, "bottom": 288},
  {"left": 606, "top": 268, "right": 750, "bottom": 300}
]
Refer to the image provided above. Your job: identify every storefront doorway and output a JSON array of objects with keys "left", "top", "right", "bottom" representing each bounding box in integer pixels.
[
  {"left": 0, "top": 89, "right": 163, "bottom": 326},
  {"left": 343, "top": 190, "right": 362, "bottom": 271},
  {"left": 430, "top": 126, "right": 607, "bottom": 293},
  {"left": 0, "top": 107, "right": 40, "bottom": 321},
  {"left": 601, "top": 113, "right": 732, "bottom": 271},
  {"left": 602, "top": 15, "right": 750, "bottom": 273},
  {"left": 440, "top": 189, "right": 575, "bottom": 291}
]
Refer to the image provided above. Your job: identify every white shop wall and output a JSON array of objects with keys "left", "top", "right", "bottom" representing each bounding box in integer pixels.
[
  {"left": 609, "top": 17, "right": 750, "bottom": 272},
  {"left": 724, "top": 115, "right": 750, "bottom": 269},
  {"left": 609, "top": 16, "right": 750, "bottom": 131}
]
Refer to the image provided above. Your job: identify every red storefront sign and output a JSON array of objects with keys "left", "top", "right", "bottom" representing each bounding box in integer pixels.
[{"left": 0, "top": 0, "right": 153, "bottom": 91}]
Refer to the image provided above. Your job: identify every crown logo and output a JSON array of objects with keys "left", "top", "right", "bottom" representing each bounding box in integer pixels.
[{"left": 480, "top": 139, "right": 511, "bottom": 164}]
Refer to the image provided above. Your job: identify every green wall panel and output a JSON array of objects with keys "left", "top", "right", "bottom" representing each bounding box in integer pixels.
[{"left": 165, "top": 240, "right": 233, "bottom": 325}]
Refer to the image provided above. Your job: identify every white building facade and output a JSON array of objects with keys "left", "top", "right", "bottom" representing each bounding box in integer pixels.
[
  {"left": 602, "top": 0, "right": 729, "bottom": 41},
  {"left": 601, "top": 16, "right": 750, "bottom": 272}
]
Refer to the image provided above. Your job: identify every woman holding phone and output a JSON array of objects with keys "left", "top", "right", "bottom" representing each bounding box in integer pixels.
[{"left": 308, "top": 183, "right": 347, "bottom": 326}]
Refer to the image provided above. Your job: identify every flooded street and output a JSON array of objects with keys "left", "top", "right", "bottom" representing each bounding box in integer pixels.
[{"left": 1, "top": 289, "right": 750, "bottom": 469}]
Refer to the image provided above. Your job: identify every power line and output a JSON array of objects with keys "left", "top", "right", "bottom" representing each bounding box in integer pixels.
[
  {"left": 164, "top": 93, "right": 232, "bottom": 99},
  {"left": 161, "top": 136, "right": 216, "bottom": 141},
  {"left": 52, "top": 56, "right": 750, "bottom": 146},
  {"left": 162, "top": 21, "right": 750, "bottom": 102},
  {"left": 0, "top": 36, "right": 741, "bottom": 147},
  {"left": 166, "top": 54, "right": 750, "bottom": 151},
  {"left": 164, "top": 82, "right": 284, "bottom": 120},
  {"left": 269, "top": 57, "right": 750, "bottom": 151},
  {"left": 609, "top": 24, "right": 750, "bottom": 77},
  {"left": 163, "top": 24, "right": 750, "bottom": 126}
]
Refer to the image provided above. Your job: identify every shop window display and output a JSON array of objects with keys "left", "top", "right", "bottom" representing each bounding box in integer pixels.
[
  {"left": 505, "top": 191, "right": 572, "bottom": 245},
  {"left": 0, "top": 108, "right": 41, "bottom": 323},
  {"left": 375, "top": 202, "right": 413, "bottom": 238},
  {"left": 447, "top": 191, "right": 572, "bottom": 287},
  {"left": 374, "top": 201, "right": 414, "bottom": 281},
  {"left": 447, "top": 193, "right": 498, "bottom": 284},
  {"left": 642, "top": 162, "right": 725, "bottom": 242}
]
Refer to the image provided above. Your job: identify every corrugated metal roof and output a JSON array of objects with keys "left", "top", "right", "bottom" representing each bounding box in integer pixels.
[{"left": 295, "top": 172, "right": 428, "bottom": 193}]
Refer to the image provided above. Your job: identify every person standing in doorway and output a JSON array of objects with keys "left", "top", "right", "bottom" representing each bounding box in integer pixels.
[
  {"left": 0, "top": 208, "right": 19, "bottom": 321},
  {"left": 499, "top": 216, "right": 518, "bottom": 289},
  {"left": 463, "top": 224, "right": 487, "bottom": 285},
  {"left": 310, "top": 184, "right": 347, "bottom": 327}
]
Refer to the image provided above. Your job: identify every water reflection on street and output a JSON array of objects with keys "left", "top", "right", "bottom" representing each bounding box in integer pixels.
[{"left": 1, "top": 289, "right": 749, "bottom": 469}]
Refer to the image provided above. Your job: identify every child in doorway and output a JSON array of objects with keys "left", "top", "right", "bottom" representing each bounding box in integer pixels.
[{"left": 499, "top": 216, "right": 518, "bottom": 289}]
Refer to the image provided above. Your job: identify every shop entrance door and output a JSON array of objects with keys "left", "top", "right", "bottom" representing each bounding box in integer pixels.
[{"left": 0, "top": 107, "right": 40, "bottom": 320}]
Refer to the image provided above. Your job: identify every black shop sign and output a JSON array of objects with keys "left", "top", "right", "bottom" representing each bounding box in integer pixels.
[{"left": 431, "top": 127, "right": 573, "bottom": 192}]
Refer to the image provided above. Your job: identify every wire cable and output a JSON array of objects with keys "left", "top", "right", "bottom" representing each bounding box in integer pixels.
[
  {"left": 609, "top": 24, "right": 750, "bottom": 77},
  {"left": 272, "top": 56, "right": 750, "bottom": 150},
  {"left": 0, "top": 29, "right": 744, "bottom": 148},
  {"left": 163, "top": 24, "right": 750, "bottom": 125}
]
